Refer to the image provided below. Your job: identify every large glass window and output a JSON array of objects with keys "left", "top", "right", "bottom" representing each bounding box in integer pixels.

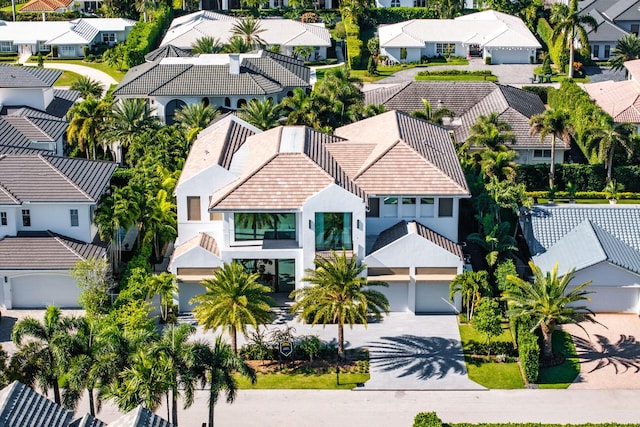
[
  {"left": 382, "top": 197, "right": 398, "bottom": 217},
  {"left": 315, "top": 212, "right": 353, "bottom": 251},
  {"left": 420, "top": 197, "right": 434, "bottom": 217},
  {"left": 436, "top": 43, "right": 456, "bottom": 56},
  {"left": 234, "top": 213, "right": 296, "bottom": 241},
  {"left": 438, "top": 198, "right": 453, "bottom": 217},
  {"left": 402, "top": 197, "right": 416, "bottom": 217},
  {"left": 236, "top": 258, "right": 295, "bottom": 293}
]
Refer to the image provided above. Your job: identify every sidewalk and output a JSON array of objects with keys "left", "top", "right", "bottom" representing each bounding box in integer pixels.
[{"left": 24, "top": 61, "right": 117, "bottom": 94}]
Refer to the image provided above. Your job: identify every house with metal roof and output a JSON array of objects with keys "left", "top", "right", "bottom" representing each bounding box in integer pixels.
[
  {"left": 520, "top": 204, "right": 640, "bottom": 313},
  {"left": 0, "top": 64, "right": 79, "bottom": 156},
  {"left": 579, "top": 0, "right": 640, "bottom": 60},
  {"left": 113, "top": 50, "right": 311, "bottom": 125},
  {"left": 160, "top": 10, "right": 331, "bottom": 61},
  {"left": 169, "top": 111, "right": 470, "bottom": 314},
  {"left": 378, "top": 10, "right": 541, "bottom": 64},
  {"left": 0, "top": 154, "right": 117, "bottom": 309},
  {"left": 0, "top": 18, "right": 134, "bottom": 58},
  {"left": 365, "top": 81, "right": 567, "bottom": 164}
]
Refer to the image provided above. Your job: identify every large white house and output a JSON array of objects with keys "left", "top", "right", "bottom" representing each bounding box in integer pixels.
[
  {"left": 378, "top": 10, "right": 541, "bottom": 64},
  {"left": 0, "top": 154, "right": 116, "bottom": 309},
  {"left": 169, "top": 111, "right": 470, "bottom": 314},
  {"left": 161, "top": 11, "right": 331, "bottom": 60}
]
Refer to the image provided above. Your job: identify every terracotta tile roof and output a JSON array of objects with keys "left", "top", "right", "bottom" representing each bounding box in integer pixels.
[
  {"left": 583, "top": 79, "right": 640, "bottom": 123},
  {"left": 20, "top": 0, "right": 72, "bottom": 11},
  {"left": 371, "top": 220, "right": 463, "bottom": 258},
  {"left": 173, "top": 232, "right": 220, "bottom": 259},
  {"left": 324, "top": 142, "right": 375, "bottom": 177}
]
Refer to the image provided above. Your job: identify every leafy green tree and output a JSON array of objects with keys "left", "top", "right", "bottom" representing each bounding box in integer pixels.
[
  {"left": 586, "top": 120, "right": 635, "bottom": 182},
  {"left": 223, "top": 36, "right": 251, "bottom": 54},
  {"left": 66, "top": 95, "right": 110, "bottom": 159},
  {"left": 494, "top": 259, "right": 517, "bottom": 294},
  {"left": 70, "top": 76, "right": 104, "bottom": 99},
  {"left": 103, "top": 43, "right": 126, "bottom": 71},
  {"left": 71, "top": 258, "right": 113, "bottom": 319},
  {"left": 191, "top": 36, "right": 224, "bottom": 54},
  {"left": 478, "top": 149, "right": 518, "bottom": 182},
  {"left": 313, "top": 67, "right": 364, "bottom": 128},
  {"left": 142, "top": 189, "right": 177, "bottom": 262},
  {"left": 293, "top": 46, "right": 315, "bottom": 61},
  {"left": 410, "top": 99, "right": 454, "bottom": 125},
  {"left": 191, "top": 262, "right": 275, "bottom": 354},
  {"left": 471, "top": 298, "right": 503, "bottom": 355},
  {"left": 433, "top": 0, "right": 463, "bottom": 18},
  {"left": 174, "top": 102, "right": 220, "bottom": 142},
  {"left": 550, "top": 0, "right": 598, "bottom": 78},
  {"left": 529, "top": 108, "right": 572, "bottom": 189},
  {"left": 362, "top": 103, "right": 386, "bottom": 118},
  {"left": 610, "top": 34, "right": 640, "bottom": 73},
  {"left": 239, "top": 98, "right": 281, "bottom": 130},
  {"left": 467, "top": 214, "right": 518, "bottom": 267},
  {"left": 367, "top": 37, "right": 380, "bottom": 56},
  {"left": 280, "top": 87, "right": 322, "bottom": 129},
  {"left": 504, "top": 261, "right": 597, "bottom": 360},
  {"left": 231, "top": 18, "right": 266, "bottom": 49},
  {"left": 466, "top": 112, "right": 516, "bottom": 151},
  {"left": 102, "top": 98, "right": 159, "bottom": 164},
  {"left": 135, "top": 0, "right": 158, "bottom": 22},
  {"left": 290, "top": 250, "right": 389, "bottom": 359},
  {"left": 449, "top": 270, "right": 490, "bottom": 321},
  {"left": 146, "top": 272, "right": 178, "bottom": 323}
]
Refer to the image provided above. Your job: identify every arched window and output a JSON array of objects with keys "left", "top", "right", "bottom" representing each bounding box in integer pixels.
[
  {"left": 224, "top": 97, "right": 231, "bottom": 108},
  {"left": 236, "top": 98, "right": 246, "bottom": 109},
  {"left": 165, "top": 99, "right": 186, "bottom": 125},
  {"left": 202, "top": 97, "right": 210, "bottom": 107}
]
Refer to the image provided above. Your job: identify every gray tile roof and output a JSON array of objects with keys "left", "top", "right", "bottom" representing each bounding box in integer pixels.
[
  {"left": 109, "top": 405, "right": 174, "bottom": 427},
  {"left": 604, "top": 0, "right": 640, "bottom": 21},
  {"left": 144, "top": 44, "right": 193, "bottom": 62},
  {"left": 0, "top": 381, "right": 73, "bottom": 426},
  {"left": 587, "top": 10, "right": 628, "bottom": 41},
  {"left": 521, "top": 205, "right": 640, "bottom": 256},
  {"left": 0, "top": 231, "right": 107, "bottom": 270},
  {"left": 70, "top": 413, "right": 106, "bottom": 427},
  {"left": 0, "top": 154, "right": 117, "bottom": 203},
  {"left": 370, "top": 220, "right": 463, "bottom": 258},
  {"left": 0, "top": 65, "right": 61, "bottom": 88}
]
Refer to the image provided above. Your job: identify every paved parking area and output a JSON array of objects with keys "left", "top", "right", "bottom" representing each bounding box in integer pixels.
[{"left": 561, "top": 314, "right": 640, "bottom": 389}]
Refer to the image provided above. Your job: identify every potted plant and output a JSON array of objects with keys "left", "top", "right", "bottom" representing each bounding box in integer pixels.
[
  {"left": 566, "top": 181, "right": 577, "bottom": 203},
  {"left": 603, "top": 179, "right": 624, "bottom": 204}
]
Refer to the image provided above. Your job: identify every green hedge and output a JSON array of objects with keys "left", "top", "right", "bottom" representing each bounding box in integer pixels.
[
  {"left": 415, "top": 412, "right": 443, "bottom": 427},
  {"left": 417, "top": 70, "right": 493, "bottom": 76},
  {"left": 516, "top": 164, "right": 640, "bottom": 192},
  {"left": 344, "top": 16, "right": 363, "bottom": 69},
  {"left": 526, "top": 191, "right": 640, "bottom": 200},
  {"left": 520, "top": 85, "right": 549, "bottom": 104},
  {"left": 368, "top": 7, "right": 438, "bottom": 25},
  {"left": 516, "top": 318, "right": 539, "bottom": 383},
  {"left": 451, "top": 424, "right": 640, "bottom": 427},
  {"left": 536, "top": 18, "right": 565, "bottom": 71},
  {"left": 124, "top": 4, "right": 173, "bottom": 68}
]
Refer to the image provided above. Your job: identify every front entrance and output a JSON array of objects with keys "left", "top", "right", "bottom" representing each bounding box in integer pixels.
[
  {"left": 237, "top": 258, "right": 295, "bottom": 294},
  {"left": 468, "top": 44, "right": 481, "bottom": 57}
]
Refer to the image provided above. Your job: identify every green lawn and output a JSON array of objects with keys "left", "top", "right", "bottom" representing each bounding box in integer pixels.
[
  {"left": 236, "top": 372, "right": 369, "bottom": 389},
  {"left": 537, "top": 330, "right": 580, "bottom": 389},
  {"left": 536, "top": 198, "right": 640, "bottom": 204},
  {"left": 415, "top": 75, "right": 498, "bottom": 82},
  {"left": 0, "top": 3, "right": 25, "bottom": 12},
  {"left": 53, "top": 69, "right": 84, "bottom": 86},
  {"left": 28, "top": 58, "right": 126, "bottom": 82}
]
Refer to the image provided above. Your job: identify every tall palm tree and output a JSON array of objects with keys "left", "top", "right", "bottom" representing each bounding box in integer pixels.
[
  {"left": 466, "top": 112, "right": 516, "bottom": 151},
  {"left": 289, "top": 250, "right": 390, "bottom": 359},
  {"left": 410, "top": 99, "right": 454, "bottom": 125},
  {"left": 174, "top": 102, "right": 220, "bottom": 142},
  {"left": 191, "top": 36, "right": 224, "bottom": 54},
  {"left": 587, "top": 120, "right": 635, "bottom": 182},
  {"left": 449, "top": 270, "right": 490, "bottom": 321},
  {"left": 550, "top": 0, "right": 598, "bottom": 78},
  {"left": 529, "top": 108, "right": 573, "bottom": 189},
  {"left": 102, "top": 98, "right": 159, "bottom": 164},
  {"left": 478, "top": 148, "right": 518, "bottom": 181},
  {"left": 504, "top": 261, "right": 597, "bottom": 360},
  {"left": 142, "top": 189, "right": 177, "bottom": 262},
  {"left": 223, "top": 36, "right": 251, "bottom": 54},
  {"left": 146, "top": 272, "right": 178, "bottom": 323},
  {"left": 609, "top": 34, "right": 640, "bottom": 73},
  {"left": 467, "top": 214, "right": 518, "bottom": 268},
  {"left": 70, "top": 76, "right": 104, "bottom": 99},
  {"left": 280, "top": 87, "right": 321, "bottom": 128},
  {"left": 191, "top": 262, "right": 275, "bottom": 354},
  {"left": 66, "top": 95, "right": 110, "bottom": 160},
  {"left": 239, "top": 98, "right": 281, "bottom": 130},
  {"left": 11, "top": 306, "right": 79, "bottom": 405},
  {"left": 230, "top": 17, "right": 266, "bottom": 49},
  {"left": 192, "top": 336, "right": 256, "bottom": 427},
  {"left": 135, "top": 0, "right": 157, "bottom": 22},
  {"left": 314, "top": 67, "right": 364, "bottom": 128}
]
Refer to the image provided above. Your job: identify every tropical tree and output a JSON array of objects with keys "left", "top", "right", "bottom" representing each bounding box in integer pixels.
[
  {"left": 466, "top": 112, "right": 516, "bottom": 151},
  {"left": 478, "top": 149, "right": 518, "bottom": 182},
  {"left": 280, "top": 87, "right": 321, "bottom": 128},
  {"left": 239, "top": 98, "right": 281, "bottom": 130},
  {"left": 504, "top": 261, "right": 597, "bottom": 359},
  {"left": 448, "top": 270, "right": 491, "bottom": 321},
  {"left": 142, "top": 189, "right": 177, "bottom": 262},
  {"left": 586, "top": 120, "right": 635, "bottom": 182},
  {"left": 471, "top": 297, "right": 503, "bottom": 355},
  {"left": 293, "top": 45, "right": 315, "bottom": 61},
  {"left": 467, "top": 214, "right": 518, "bottom": 267},
  {"left": 135, "top": 0, "right": 157, "bottom": 22},
  {"left": 410, "top": 99, "right": 454, "bottom": 125},
  {"left": 11, "top": 306, "right": 80, "bottom": 405},
  {"left": 71, "top": 258, "right": 113, "bottom": 319},
  {"left": 313, "top": 67, "right": 364, "bottom": 128},
  {"left": 192, "top": 337, "right": 256, "bottom": 427},
  {"left": 289, "top": 250, "right": 390, "bottom": 359},
  {"left": 529, "top": 108, "right": 573, "bottom": 189},
  {"left": 223, "top": 36, "right": 251, "bottom": 54},
  {"left": 191, "top": 262, "right": 275, "bottom": 354},
  {"left": 550, "top": 0, "right": 598, "bottom": 78},
  {"left": 146, "top": 272, "right": 178, "bottom": 323},
  {"left": 102, "top": 98, "right": 159, "bottom": 164},
  {"left": 191, "top": 36, "right": 224, "bottom": 54},
  {"left": 103, "top": 43, "right": 126, "bottom": 71},
  {"left": 231, "top": 17, "right": 266, "bottom": 49},
  {"left": 433, "top": 0, "right": 463, "bottom": 18},
  {"left": 66, "top": 95, "right": 110, "bottom": 159},
  {"left": 174, "top": 102, "right": 220, "bottom": 142},
  {"left": 362, "top": 103, "right": 386, "bottom": 118},
  {"left": 609, "top": 34, "right": 640, "bottom": 73},
  {"left": 70, "top": 76, "right": 104, "bottom": 99}
]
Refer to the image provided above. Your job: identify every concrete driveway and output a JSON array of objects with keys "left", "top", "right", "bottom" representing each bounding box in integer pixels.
[{"left": 561, "top": 314, "right": 640, "bottom": 389}]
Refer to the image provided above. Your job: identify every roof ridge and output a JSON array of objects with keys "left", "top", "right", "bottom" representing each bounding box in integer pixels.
[
  {"left": 49, "top": 231, "right": 85, "bottom": 261},
  {"left": 353, "top": 139, "right": 402, "bottom": 179},
  {"left": 38, "top": 154, "right": 94, "bottom": 201},
  {"left": 0, "top": 182, "right": 19, "bottom": 204}
]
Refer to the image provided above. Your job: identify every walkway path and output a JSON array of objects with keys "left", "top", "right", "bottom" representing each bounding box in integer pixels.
[{"left": 25, "top": 62, "right": 117, "bottom": 93}]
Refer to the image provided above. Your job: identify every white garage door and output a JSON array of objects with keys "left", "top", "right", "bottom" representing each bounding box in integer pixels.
[
  {"left": 377, "top": 282, "right": 409, "bottom": 312},
  {"left": 570, "top": 286, "right": 640, "bottom": 313},
  {"left": 415, "top": 282, "right": 457, "bottom": 314},
  {"left": 12, "top": 275, "right": 80, "bottom": 308},
  {"left": 489, "top": 49, "right": 530, "bottom": 64},
  {"left": 179, "top": 282, "right": 206, "bottom": 312}
]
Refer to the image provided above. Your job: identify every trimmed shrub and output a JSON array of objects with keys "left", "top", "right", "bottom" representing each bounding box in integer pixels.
[
  {"left": 514, "top": 317, "right": 539, "bottom": 383},
  {"left": 417, "top": 69, "right": 493, "bottom": 76},
  {"left": 414, "top": 412, "right": 443, "bottom": 427},
  {"left": 484, "top": 56, "right": 491, "bottom": 65},
  {"left": 344, "top": 16, "right": 363, "bottom": 69},
  {"left": 536, "top": 18, "right": 565, "bottom": 70},
  {"left": 124, "top": 4, "right": 173, "bottom": 68},
  {"left": 368, "top": 7, "right": 438, "bottom": 25},
  {"left": 513, "top": 164, "right": 640, "bottom": 192},
  {"left": 520, "top": 86, "right": 549, "bottom": 104}
]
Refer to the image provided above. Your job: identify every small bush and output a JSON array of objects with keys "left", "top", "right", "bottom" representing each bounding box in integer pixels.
[
  {"left": 368, "top": 7, "right": 438, "bottom": 25},
  {"left": 414, "top": 412, "right": 443, "bottom": 427},
  {"left": 484, "top": 56, "right": 491, "bottom": 65},
  {"left": 515, "top": 317, "right": 539, "bottom": 383},
  {"left": 520, "top": 85, "right": 549, "bottom": 104}
]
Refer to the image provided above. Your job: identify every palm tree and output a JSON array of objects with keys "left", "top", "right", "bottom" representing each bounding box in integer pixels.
[
  {"left": 239, "top": 98, "right": 281, "bottom": 130},
  {"left": 11, "top": 306, "right": 79, "bottom": 405},
  {"left": 449, "top": 270, "right": 490, "bottom": 321},
  {"left": 587, "top": 121, "right": 635, "bottom": 182},
  {"left": 192, "top": 336, "right": 256, "bottom": 427},
  {"left": 280, "top": 87, "right": 321, "bottom": 128},
  {"left": 191, "top": 36, "right": 224, "bottom": 54},
  {"left": 70, "top": 76, "right": 104, "bottom": 99},
  {"left": 102, "top": 98, "right": 159, "bottom": 164},
  {"left": 314, "top": 67, "right": 364, "bottom": 128},
  {"left": 146, "top": 272, "right": 178, "bottom": 323},
  {"left": 66, "top": 95, "right": 110, "bottom": 159},
  {"left": 467, "top": 214, "right": 518, "bottom": 267},
  {"left": 174, "top": 102, "right": 220, "bottom": 142},
  {"left": 466, "top": 112, "right": 516, "bottom": 151},
  {"left": 410, "top": 99, "right": 454, "bottom": 125},
  {"left": 289, "top": 250, "right": 390, "bottom": 359},
  {"left": 504, "top": 261, "right": 597, "bottom": 360},
  {"left": 231, "top": 17, "right": 266, "bottom": 49},
  {"left": 478, "top": 148, "right": 518, "bottom": 181},
  {"left": 191, "top": 262, "right": 275, "bottom": 354},
  {"left": 550, "top": 0, "right": 598, "bottom": 78},
  {"left": 142, "top": 189, "right": 177, "bottom": 262},
  {"left": 529, "top": 108, "right": 573, "bottom": 189},
  {"left": 135, "top": 0, "right": 157, "bottom": 22},
  {"left": 610, "top": 34, "right": 640, "bottom": 73},
  {"left": 362, "top": 103, "right": 386, "bottom": 118},
  {"left": 223, "top": 36, "right": 251, "bottom": 54}
]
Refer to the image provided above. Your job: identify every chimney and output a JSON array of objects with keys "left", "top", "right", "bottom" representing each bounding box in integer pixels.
[{"left": 229, "top": 54, "right": 240, "bottom": 75}]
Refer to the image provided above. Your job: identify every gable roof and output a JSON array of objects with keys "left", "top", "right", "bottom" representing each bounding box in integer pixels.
[
  {"left": 583, "top": 79, "right": 640, "bottom": 124},
  {"left": 0, "top": 154, "right": 117, "bottom": 204},
  {"left": 0, "top": 64, "right": 61, "bottom": 88},
  {"left": 603, "top": 0, "right": 640, "bottom": 21},
  {"left": 20, "top": 0, "right": 73, "bottom": 12},
  {"left": 69, "top": 413, "right": 106, "bottom": 427},
  {"left": 0, "top": 381, "right": 73, "bottom": 426},
  {"left": 145, "top": 44, "right": 193, "bottom": 62},
  {"left": 586, "top": 9, "right": 629, "bottom": 41},
  {"left": 370, "top": 220, "right": 463, "bottom": 258},
  {"left": 109, "top": 405, "right": 174, "bottom": 427},
  {"left": 113, "top": 51, "right": 310, "bottom": 97},
  {"left": 172, "top": 232, "right": 220, "bottom": 259}
]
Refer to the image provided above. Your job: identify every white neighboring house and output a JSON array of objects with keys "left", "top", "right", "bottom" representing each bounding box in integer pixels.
[
  {"left": 521, "top": 205, "right": 640, "bottom": 314},
  {"left": 20, "top": 0, "right": 103, "bottom": 14},
  {"left": 169, "top": 111, "right": 470, "bottom": 314},
  {"left": 161, "top": 11, "right": 331, "bottom": 60},
  {"left": 199, "top": 0, "right": 333, "bottom": 11},
  {"left": 0, "top": 154, "right": 117, "bottom": 309},
  {"left": 113, "top": 50, "right": 311, "bottom": 124},
  {"left": 579, "top": 0, "right": 640, "bottom": 60},
  {"left": 0, "top": 18, "right": 135, "bottom": 57},
  {"left": 378, "top": 10, "right": 540, "bottom": 64},
  {"left": 0, "top": 64, "right": 79, "bottom": 156}
]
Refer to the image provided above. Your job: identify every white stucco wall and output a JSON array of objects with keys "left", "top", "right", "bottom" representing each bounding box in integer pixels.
[
  {"left": 15, "top": 203, "right": 94, "bottom": 242},
  {"left": 0, "top": 207, "right": 17, "bottom": 239},
  {"left": 515, "top": 148, "right": 566, "bottom": 165},
  {"left": 2, "top": 271, "right": 81, "bottom": 309},
  {"left": 0, "top": 87, "right": 52, "bottom": 111}
]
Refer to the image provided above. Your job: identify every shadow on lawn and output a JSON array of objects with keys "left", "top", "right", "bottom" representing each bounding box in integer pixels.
[
  {"left": 573, "top": 334, "right": 640, "bottom": 374},
  {"left": 368, "top": 335, "right": 465, "bottom": 380}
]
